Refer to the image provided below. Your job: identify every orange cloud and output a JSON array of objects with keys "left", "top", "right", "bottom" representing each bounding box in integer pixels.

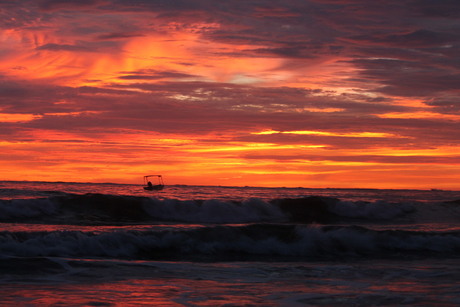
[
  {"left": 252, "top": 130, "right": 401, "bottom": 138},
  {"left": 0, "top": 113, "right": 41, "bottom": 122},
  {"left": 377, "top": 111, "right": 460, "bottom": 121}
]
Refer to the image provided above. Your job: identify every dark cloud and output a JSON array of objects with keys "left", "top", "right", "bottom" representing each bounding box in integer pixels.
[
  {"left": 412, "top": 0, "right": 460, "bottom": 18},
  {"left": 425, "top": 95, "right": 460, "bottom": 112},
  {"left": 118, "top": 70, "right": 198, "bottom": 80},
  {"left": 349, "top": 58, "right": 460, "bottom": 97},
  {"left": 36, "top": 43, "right": 94, "bottom": 52},
  {"left": 0, "top": 2, "right": 48, "bottom": 30},
  {"left": 37, "top": 0, "right": 103, "bottom": 11},
  {"left": 35, "top": 40, "right": 124, "bottom": 54},
  {"left": 348, "top": 29, "right": 459, "bottom": 48},
  {"left": 96, "top": 32, "right": 145, "bottom": 40},
  {"left": 251, "top": 45, "right": 318, "bottom": 59}
]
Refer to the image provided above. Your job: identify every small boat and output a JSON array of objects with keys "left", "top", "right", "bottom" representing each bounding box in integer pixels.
[{"left": 143, "top": 175, "right": 165, "bottom": 191}]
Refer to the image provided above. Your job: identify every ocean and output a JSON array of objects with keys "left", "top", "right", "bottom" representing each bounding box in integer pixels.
[{"left": 1, "top": 181, "right": 460, "bottom": 306}]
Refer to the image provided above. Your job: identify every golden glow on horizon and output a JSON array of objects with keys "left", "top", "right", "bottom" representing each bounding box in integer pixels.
[
  {"left": 2, "top": 121, "right": 459, "bottom": 188},
  {"left": 1, "top": 137, "right": 460, "bottom": 189}
]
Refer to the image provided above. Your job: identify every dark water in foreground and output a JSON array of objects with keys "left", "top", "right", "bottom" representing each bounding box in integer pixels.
[{"left": 1, "top": 181, "right": 460, "bottom": 306}]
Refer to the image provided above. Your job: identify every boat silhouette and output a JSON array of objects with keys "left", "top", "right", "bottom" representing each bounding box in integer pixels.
[{"left": 143, "top": 175, "right": 165, "bottom": 190}]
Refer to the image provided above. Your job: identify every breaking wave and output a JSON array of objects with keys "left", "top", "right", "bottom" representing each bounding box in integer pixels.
[
  {"left": 1, "top": 224, "right": 459, "bottom": 261},
  {"left": 0, "top": 193, "right": 425, "bottom": 225}
]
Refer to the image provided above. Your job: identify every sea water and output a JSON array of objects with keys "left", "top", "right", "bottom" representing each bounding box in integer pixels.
[{"left": 1, "top": 181, "right": 460, "bottom": 306}]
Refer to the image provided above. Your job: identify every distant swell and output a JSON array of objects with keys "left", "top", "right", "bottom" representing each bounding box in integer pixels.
[
  {"left": 0, "top": 193, "right": 422, "bottom": 225},
  {"left": 1, "top": 224, "right": 459, "bottom": 261}
]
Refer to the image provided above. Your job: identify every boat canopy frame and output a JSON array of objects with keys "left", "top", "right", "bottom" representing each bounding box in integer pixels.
[
  {"left": 143, "top": 175, "right": 165, "bottom": 190},
  {"left": 143, "top": 175, "right": 164, "bottom": 186}
]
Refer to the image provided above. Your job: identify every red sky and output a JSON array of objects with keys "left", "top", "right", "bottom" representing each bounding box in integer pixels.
[{"left": 1, "top": 0, "right": 460, "bottom": 189}]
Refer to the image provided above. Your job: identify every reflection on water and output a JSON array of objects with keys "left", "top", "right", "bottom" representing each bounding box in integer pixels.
[
  {"left": 0, "top": 223, "right": 207, "bottom": 233},
  {"left": 1, "top": 260, "right": 459, "bottom": 306}
]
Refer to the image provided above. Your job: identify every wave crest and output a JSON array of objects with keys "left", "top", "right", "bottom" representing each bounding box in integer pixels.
[
  {"left": 0, "top": 193, "right": 423, "bottom": 224},
  {"left": 1, "top": 225, "right": 459, "bottom": 260}
]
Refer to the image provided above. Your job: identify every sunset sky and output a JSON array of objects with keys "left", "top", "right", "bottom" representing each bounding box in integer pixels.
[{"left": 1, "top": 0, "right": 460, "bottom": 189}]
